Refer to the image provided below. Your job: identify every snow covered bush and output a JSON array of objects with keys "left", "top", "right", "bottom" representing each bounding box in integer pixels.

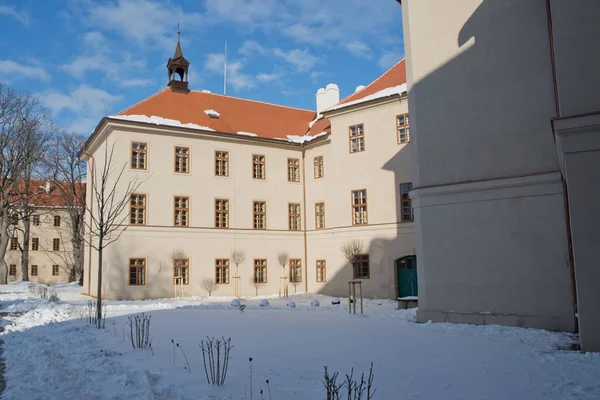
[
  {"left": 287, "top": 301, "right": 296, "bottom": 308},
  {"left": 48, "top": 287, "right": 59, "bottom": 303},
  {"left": 331, "top": 297, "right": 341, "bottom": 305},
  {"left": 260, "top": 299, "right": 269, "bottom": 307},
  {"left": 199, "top": 337, "right": 233, "bottom": 386},
  {"left": 231, "top": 299, "right": 241, "bottom": 307},
  {"left": 311, "top": 299, "right": 320, "bottom": 307}
]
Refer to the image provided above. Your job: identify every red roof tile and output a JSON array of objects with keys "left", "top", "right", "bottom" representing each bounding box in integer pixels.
[{"left": 7, "top": 180, "right": 86, "bottom": 208}]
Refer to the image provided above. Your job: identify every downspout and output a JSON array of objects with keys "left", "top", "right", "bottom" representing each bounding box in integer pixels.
[
  {"left": 301, "top": 145, "right": 308, "bottom": 293},
  {"left": 84, "top": 152, "right": 95, "bottom": 296},
  {"left": 546, "top": 0, "right": 578, "bottom": 325}
]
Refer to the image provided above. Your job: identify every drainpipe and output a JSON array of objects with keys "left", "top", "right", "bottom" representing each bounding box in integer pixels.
[
  {"left": 546, "top": 0, "right": 578, "bottom": 325},
  {"left": 83, "top": 151, "right": 95, "bottom": 296},
  {"left": 301, "top": 145, "right": 308, "bottom": 293}
]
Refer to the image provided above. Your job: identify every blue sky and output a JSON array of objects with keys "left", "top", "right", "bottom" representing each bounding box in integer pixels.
[{"left": 0, "top": 0, "right": 404, "bottom": 134}]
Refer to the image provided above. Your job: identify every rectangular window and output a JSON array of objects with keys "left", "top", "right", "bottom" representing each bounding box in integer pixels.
[
  {"left": 315, "top": 202, "right": 325, "bottom": 229},
  {"left": 10, "top": 237, "right": 18, "bottom": 250},
  {"left": 53, "top": 238, "right": 60, "bottom": 251},
  {"left": 314, "top": 156, "right": 324, "bottom": 179},
  {"left": 52, "top": 265, "right": 60, "bottom": 276},
  {"left": 9, "top": 264, "right": 16, "bottom": 276},
  {"left": 131, "top": 142, "right": 148, "bottom": 170},
  {"left": 253, "top": 154, "right": 266, "bottom": 180},
  {"left": 316, "top": 260, "right": 326, "bottom": 283},
  {"left": 174, "top": 146, "right": 190, "bottom": 173},
  {"left": 32, "top": 215, "right": 40, "bottom": 226},
  {"left": 289, "top": 259, "right": 302, "bottom": 283},
  {"left": 253, "top": 201, "right": 266, "bottom": 230},
  {"left": 349, "top": 124, "right": 365, "bottom": 153},
  {"left": 174, "top": 196, "right": 189, "bottom": 227},
  {"left": 353, "top": 254, "right": 370, "bottom": 279},
  {"left": 215, "top": 199, "right": 229, "bottom": 228},
  {"left": 397, "top": 113, "right": 410, "bottom": 144},
  {"left": 54, "top": 215, "right": 61, "bottom": 227},
  {"left": 215, "top": 150, "right": 229, "bottom": 177},
  {"left": 287, "top": 158, "right": 300, "bottom": 182},
  {"left": 129, "top": 258, "right": 146, "bottom": 286},
  {"left": 400, "top": 183, "right": 414, "bottom": 222},
  {"left": 216, "top": 258, "right": 230, "bottom": 284},
  {"left": 130, "top": 194, "right": 147, "bottom": 225},
  {"left": 31, "top": 265, "right": 38, "bottom": 277},
  {"left": 288, "top": 203, "right": 301, "bottom": 231},
  {"left": 31, "top": 238, "right": 39, "bottom": 251},
  {"left": 351, "top": 189, "right": 368, "bottom": 225},
  {"left": 173, "top": 258, "right": 190, "bottom": 285},
  {"left": 254, "top": 259, "right": 268, "bottom": 283}
]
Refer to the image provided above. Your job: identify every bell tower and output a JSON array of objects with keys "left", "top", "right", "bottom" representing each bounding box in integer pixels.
[{"left": 167, "top": 24, "right": 190, "bottom": 93}]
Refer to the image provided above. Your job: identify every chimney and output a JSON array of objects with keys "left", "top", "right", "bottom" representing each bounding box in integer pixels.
[
  {"left": 45, "top": 181, "right": 51, "bottom": 194},
  {"left": 316, "top": 83, "right": 340, "bottom": 114}
]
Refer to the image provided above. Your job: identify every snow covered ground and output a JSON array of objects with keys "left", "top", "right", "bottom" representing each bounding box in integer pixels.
[{"left": 0, "top": 282, "right": 599, "bottom": 400}]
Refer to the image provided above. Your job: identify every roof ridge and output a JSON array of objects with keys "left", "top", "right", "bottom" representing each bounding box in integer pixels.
[
  {"left": 189, "top": 89, "right": 315, "bottom": 114},
  {"left": 114, "top": 87, "right": 170, "bottom": 116},
  {"left": 336, "top": 58, "right": 406, "bottom": 105}
]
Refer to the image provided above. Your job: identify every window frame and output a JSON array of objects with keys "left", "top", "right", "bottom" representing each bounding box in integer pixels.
[
  {"left": 32, "top": 215, "right": 40, "bottom": 226},
  {"left": 253, "top": 259, "right": 268, "bottom": 284},
  {"left": 400, "top": 182, "right": 414, "bottom": 222},
  {"left": 252, "top": 154, "right": 266, "bottom": 180},
  {"left": 215, "top": 198, "right": 230, "bottom": 228},
  {"left": 131, "top": 141, "right": 148, "bottom": 170},
  {"left": 313, "top": 156, "right": 324, "bottom": 179},
  {"left": 53, "top": 215, "right": 61, "bottom": 227},
  {"left": 53, "top": 238, "right": 60, "bottom": 251},
  {"left": 353, "top": 254, "right": 370, "bottom": 280},
  {"left": 289, "top": 259, "right": 302, "bottom": 283},
  {"left": 130, "top": 193, "right": 147, "bottom": 226},
  {"left": 288, "top": 203, "right": 301, "bottom": 231},
  {"left": 214, "top": 150, "right": 230, "bottom": 177},
  {"left": 348, "top": 123, "right": 365, "bottom": 153},
  {"left": 31, "top": 265, "right": 38, "bottom": 277},
  {"left": 129, "top": 258, "right": 146, "bottom": 286},
  {"left": 174, "top": 196, "right": 190, "bottom": 227},
  {"left": 52, "top": 265, "right": 60, "bottom": 276},
  {"left": 253, "top": 201, "right": 267, "bottom": 230},
  {"left": 9, "top": 237, "right": 18, "bottom": 251},
  {"left": 9, "top": 264, "right": 16, "bottom": 276},
  {"left": 215, "top": 258, "right": 230, "bottom": 284},
  {"left": 173, "top": 258, "right": 190, "bottom": 285},
  {"left": 396, "top": 113, "right": 410, "bottom": 144},
  {"left": 315, "top": 202, "right": 325, "bottom": 229},
  {"left": 31, "top": 237, "right": 39, "bottom": 251},
  {"left": 316, "top": 260, "right": 326, "bottom": 283},
  {"left": 287, "top": 158, "right": 300, "bottom": 183},
  {"left": 351, "top": 189, "right": 368, "bottom": 226},
  {"left": 174, "top": 146, "right": 191, "bottom": 174}
]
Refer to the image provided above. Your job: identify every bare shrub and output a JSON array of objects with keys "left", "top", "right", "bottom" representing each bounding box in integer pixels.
[
  {"left": 341, "top": 240, "right": 364, "bottom": 264},
  {"left": 249, "top": 276, "right": 265, "bottom": 296},
  {"left": 86, "top": 300, "right": 106, "bottom": 328},
  {"left": 323, "top": 362, "right": 376, "bottom": 400},
  {"left": 230, "top": 249, "right": 246, "bottom": 276},
  {"left": 199, "top": 337, "right": 233, "bottom": 386},
  {"left": 127, "top": 313, "right": 152, "bottom": 350},
  {"left": 201, "top": 277, "right": 217, "bottom": 296},
  {"left": 277, "top": 251, "right": 289, "bottom": 275},
  {"left": 48, "top": 287, "right": 59, "bottom": 302}
]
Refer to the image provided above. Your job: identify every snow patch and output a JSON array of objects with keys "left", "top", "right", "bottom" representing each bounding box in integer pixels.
[
  {"left": 327, "top": 83, "right": 407, "bottom": 111},
  {"left": 286, "top": 131, "right": 328, "bottom": 144},
  {"left": 204, "top": 109, "right": 220, "bottom": 118},
  {"left": 236, "top": 131, "right": 258, "bottom": 137},
  {"left": 311, "top": 299, "right": 320, "bottom": 307},
  {"left": 260, "top": 299, "right": 270, "bottom": 307},
  {"left": 231, "top": 299, "right": 241, "bottom": 307},
  {"left": 287, "top": 300, "right": 296, "bottom": 308},
  {"left": 110, "top": 115, "right": 216, "bottom": 132}
]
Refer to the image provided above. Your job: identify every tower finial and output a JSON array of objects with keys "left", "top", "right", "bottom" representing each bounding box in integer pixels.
[{"left": 177, "top": 22, "right": 181, "bottom": 42}]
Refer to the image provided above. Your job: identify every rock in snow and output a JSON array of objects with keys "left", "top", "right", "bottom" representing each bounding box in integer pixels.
[
  {"left": 287, "top": 301, "right": 296, "bottom": 308},
  {"left": 260, "top": 299, "right": 269, "bottom": 307},
  {"left": 331, "top": 297, "right": 341, "bottom": 305},
  {"left": 311, "top": 299, "right": 320, "bottom": 307}
]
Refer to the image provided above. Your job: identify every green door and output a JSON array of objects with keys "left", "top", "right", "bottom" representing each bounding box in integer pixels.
[{"left": 397, "top": 256, "right": 418, "bottom": 298}]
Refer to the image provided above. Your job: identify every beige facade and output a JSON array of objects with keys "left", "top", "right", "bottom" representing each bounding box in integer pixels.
[
  {"left": 401, "top": 0, "right": 600, "bottom": 351},
  {"left": 6, "top": 208, "right": 77, "bottom": 284},
  {"left": 82, "top": 82, "right": 414, "bottom": 301}
]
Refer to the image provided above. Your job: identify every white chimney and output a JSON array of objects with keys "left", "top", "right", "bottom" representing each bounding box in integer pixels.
[
  {"left": 45, "top": 181, "right": 51, "bottom": 194},
  {"left": 316, "top": 83, "right": 340, "bottom": 114}
]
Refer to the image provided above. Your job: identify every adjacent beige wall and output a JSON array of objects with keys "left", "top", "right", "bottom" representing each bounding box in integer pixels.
[
  {"left": 6, "top": 208, "right": 76, "bottom": 284},
  {"left": 83, "top": 94, "right": 415, "bottom": 300}
]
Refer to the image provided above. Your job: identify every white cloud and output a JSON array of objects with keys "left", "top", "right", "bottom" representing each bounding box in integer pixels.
[
  {"left": 203, "top": 0, "right": 278, "bottom": 25},
  {"left": 203, "top": 54, "right": 256, "bottom": 91},
  {"left": 256, "top": 72, "right": 282, "bottom": 83},
  {"left": 345, "top": 41, "right": 372, "bottom": 59},
  {"left": 239, "top": 40, "right": 267, "bottom": 57},
  {"left": 283, "top": 24, "right": 324, "bottom": 46},
  {"left": 0, "top": 60, "right": 50, "bottom": 82},
  {"left": 273, "top": 48, "right": 317, "bottom": 72},
  {"left": 0, "top": 6, "right": 30, "bottom": 26},
  {"left": 378, "top": 51, "right": 403, "bottom": 70},
  {"left": 41, "top": 85, "right": 122, "bottom": 133},
  {"left": 119, "top": 78, "right": 155, "bottom": 88}
]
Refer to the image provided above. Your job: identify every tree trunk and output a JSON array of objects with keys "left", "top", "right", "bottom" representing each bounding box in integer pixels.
[
  {"left": 0, "top": 206, "right": 11, "bottom": 285},
  {"left": 96, "top": 231, "right": 103, "bottom": 329},
  {"left": 20, "top": 216, "right": 30, "bottom": 281}
]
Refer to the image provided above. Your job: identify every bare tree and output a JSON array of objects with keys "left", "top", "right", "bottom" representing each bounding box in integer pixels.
[
  {"left": 47, "top": 132, "right": 87, "bottom": 283},
  {"left": 342, "top": 240, "right": 364, "bottom": 279},
  {"left": 230, "top": 249, "right": 246, "bottom": 276},
  {"left": 249, "top": 275, "right": 265, "bottom": 296},
  {"left": 277, "top": 251, "right": 289, "bottom": 277},
  {"left": 0, "top": 85, "right": 53, "bottom": 283},
  {"left": 84, "top": 141, "right": 142, "bottom": 328},
  {"left": 201, "top": 277, "right": 217, "bottom": 296}
]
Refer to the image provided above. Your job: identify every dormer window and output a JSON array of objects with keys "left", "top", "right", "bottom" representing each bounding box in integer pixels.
[{"left": 204, "top": 109, "right": 220, "bottom": 118}]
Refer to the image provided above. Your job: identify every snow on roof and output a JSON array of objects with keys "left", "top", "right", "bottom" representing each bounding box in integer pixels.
[
  {"left": 204, "top": 109, "right": 220, "bottom": 118},
  {"left": 109, "top": 115, "right": 216, "bottom": 132},
  {"left": 286, "top": 132, "right": 328, "bottom": 144},
  {"left": 236, "top": 131, "right": 258, "bottom": 137},
  {"left": 326, "top": 83, "right": 407, "bottom": 112}
]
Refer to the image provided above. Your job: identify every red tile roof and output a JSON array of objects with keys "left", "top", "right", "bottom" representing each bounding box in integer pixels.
[
  {"left": 115, "top": 89, "right": 330, "bottom": 140},
  {"left": 334, "top": 59, "right": 406, "bottom": 107},
  {"left": 7, "top": 180, "right": 86, "bottom": 208}
]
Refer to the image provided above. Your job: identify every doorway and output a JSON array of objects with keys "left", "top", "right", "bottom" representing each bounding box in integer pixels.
[{"left": 396, "top": 256, "right": 417, "bottom": 298}]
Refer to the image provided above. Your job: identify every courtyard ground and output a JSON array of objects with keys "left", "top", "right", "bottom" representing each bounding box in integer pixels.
[{"left": 0, "top": 282, "right": 599, "bottom": 400}]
